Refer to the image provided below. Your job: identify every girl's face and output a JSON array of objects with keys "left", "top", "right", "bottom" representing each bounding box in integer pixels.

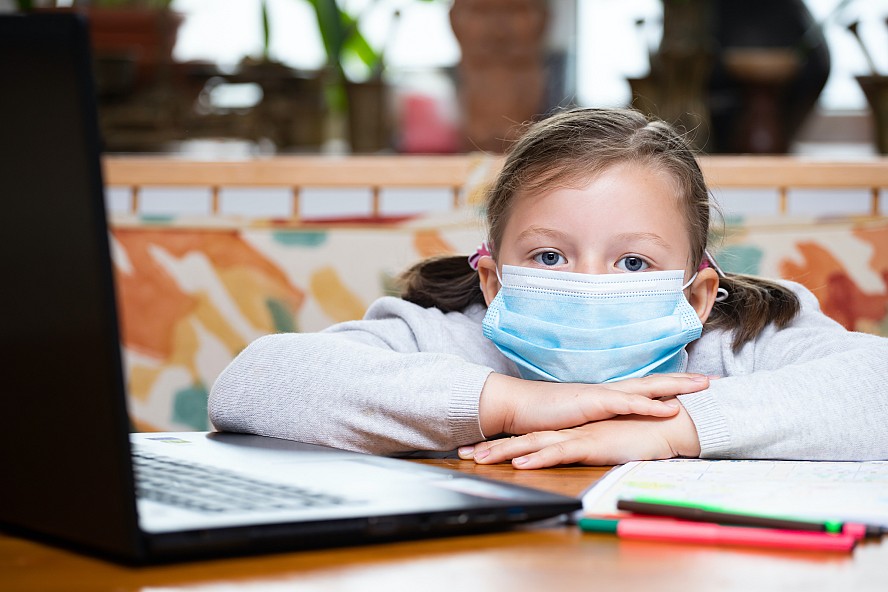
[{"left": 477, "top": 161, "right": 720, "bottom": 321}]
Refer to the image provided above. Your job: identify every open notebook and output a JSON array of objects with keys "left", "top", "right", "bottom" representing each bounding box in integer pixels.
[{"left": 583, "top": 459, "right": 888, "bottom": 529}]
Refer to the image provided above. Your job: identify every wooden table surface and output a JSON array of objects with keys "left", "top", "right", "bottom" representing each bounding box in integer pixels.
[{"left": 2, "top": 459, "right": 886, "bottom": 592}]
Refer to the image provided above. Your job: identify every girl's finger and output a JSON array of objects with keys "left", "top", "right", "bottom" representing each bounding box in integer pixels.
[
  {"left": 609, "top": 374, "right": 710, "bottom": 398},
  {"left": 591, "top": 393, "right": 681, "bottom": 418},
  {"left": 511, "top": 438, "right": 604, "bottom": 469},
  {"left": 473, "top": 431, "right": 567, "bottom": 464}
]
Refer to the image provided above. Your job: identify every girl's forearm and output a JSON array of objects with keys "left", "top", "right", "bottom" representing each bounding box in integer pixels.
[{"left": 478, "top": 372, "right": 710, "bottom": 438}]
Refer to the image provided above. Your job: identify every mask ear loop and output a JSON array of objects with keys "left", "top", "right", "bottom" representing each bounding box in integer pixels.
[{"left": 701, "top": 250, "right": 730, "bottom": 303}]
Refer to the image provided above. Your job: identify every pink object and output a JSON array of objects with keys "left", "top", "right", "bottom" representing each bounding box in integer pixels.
[
  {"left": 400, "top": 94, "right": 460, "bottom": 154},
  {"left": 468, "top": 241, "right": 491, "bottom": 270},
  {"left": 698, "top": 250, "right": 727, "bottom": 277},
  {"left": 842, "top": 522, "right": 868, "bottom": 540},
  {"left": 616, "top": 517, "right": 857, "bottom": 552}
]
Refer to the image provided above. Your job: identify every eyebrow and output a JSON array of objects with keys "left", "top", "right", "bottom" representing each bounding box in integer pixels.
[
  {"left": 514, "top": 226, "right": 570, "bottom": 243},
  {"left": 615, "top": 232, "right": 671, "bottom": 249}
]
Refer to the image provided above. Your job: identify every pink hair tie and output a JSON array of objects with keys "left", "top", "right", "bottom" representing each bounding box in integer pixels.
[
  {"left": 468, "top": 241, "right": 491, "bottom": 270},
  {"left": 699, "top": 250, "right": 730, "bottom": 302},
  {"left": 699, "top": 250, "right": 726, "bottom": 277}
]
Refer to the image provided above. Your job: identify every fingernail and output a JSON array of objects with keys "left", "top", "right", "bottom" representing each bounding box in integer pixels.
[
  {"left": 513, "top": 456, "right": 528, "bottom": 466},
  {"left": 691, "top": 375, "right": 709, "bottom": 382},
  {"left": 457, "top": 446, "right": 474, "bottom": 458},
  {"left": 664, "top": 399, "right": 680, "bottom": 407},
  {"left": 708, "top": 375, "right": 721, "bottom": 380},
  {"left": 474, "top": 449, "right": 489, "bottom": 461}
]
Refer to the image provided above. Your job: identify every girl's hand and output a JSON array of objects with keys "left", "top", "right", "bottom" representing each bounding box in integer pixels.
[
  {"left": 462, "top": 404, "right": 701, "bottom": 469},
  {"left": 478, "top": 372, "right": 710, "bottom": 437}
]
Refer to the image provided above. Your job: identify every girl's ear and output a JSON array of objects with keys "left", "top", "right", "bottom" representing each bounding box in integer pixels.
[
  {"left": 688, "top": 267, "right": 720, "bottom": 323},
  {"left": 477, "top": 257, "right": 500, "bottom": 306}
]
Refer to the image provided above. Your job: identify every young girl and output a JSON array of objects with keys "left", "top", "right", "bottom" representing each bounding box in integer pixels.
[{"left": 209, "top": 108, "right": 888, "bottom": 468}]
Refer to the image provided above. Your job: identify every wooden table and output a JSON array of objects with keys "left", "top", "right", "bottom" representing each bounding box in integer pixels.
[{"left": 2, "top": 460, "right": 886, "bottom": 592}]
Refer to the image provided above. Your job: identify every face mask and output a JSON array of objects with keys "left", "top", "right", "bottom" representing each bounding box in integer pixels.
[{"left": 481, "top": 265, "right": 703, "bottom": 384}]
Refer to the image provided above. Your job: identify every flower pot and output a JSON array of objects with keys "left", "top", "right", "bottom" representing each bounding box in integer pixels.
[
  {"left": 345, "top": 80, "right": 392, "bottom": 153},
  {"left": 856, "top": 75, "right": 888, "bottom": 155},
  {"left": 82, "top": 7, "right": 182, "bottom": 91},
  {"left": 449, "top": 0, "right": 548, "bottom": 153}
]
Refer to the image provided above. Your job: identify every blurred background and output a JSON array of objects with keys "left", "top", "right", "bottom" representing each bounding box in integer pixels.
[{"left": 5, "top": 0, "right": 887, "bottom": 157}]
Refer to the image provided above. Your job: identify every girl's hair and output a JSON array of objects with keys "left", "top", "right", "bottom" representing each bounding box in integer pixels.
[{"left": 399, "top": 108, "right": 799, "bottom": 351}]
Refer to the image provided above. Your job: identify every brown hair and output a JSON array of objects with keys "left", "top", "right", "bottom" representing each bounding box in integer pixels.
[{"left": 399, "top": 108, "right": 799, "bottom": 351}]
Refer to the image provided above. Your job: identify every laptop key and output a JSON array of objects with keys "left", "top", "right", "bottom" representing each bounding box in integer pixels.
[{"left": 132, "top": 450, "right": 353, "bottom": 514}]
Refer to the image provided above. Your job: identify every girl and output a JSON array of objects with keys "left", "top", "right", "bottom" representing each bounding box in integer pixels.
[{"left": 209, "top": 108, "right": 888, "bottom": 468}]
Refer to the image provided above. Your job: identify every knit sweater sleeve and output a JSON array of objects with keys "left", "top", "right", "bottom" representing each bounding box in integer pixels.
[
  {"left": 679, "top": 282, "right": 888, "bottom": 461},
  {"left": 209, "top": 298, "right": 511, "bottom": 455}
]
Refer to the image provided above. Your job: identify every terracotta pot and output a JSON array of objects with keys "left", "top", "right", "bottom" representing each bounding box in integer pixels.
[
  {"left": 449, "top": 0, "right": 548, "bottom": 153},
  {"left": 81, "top": 7, "right": 182, "bottom": 90}
]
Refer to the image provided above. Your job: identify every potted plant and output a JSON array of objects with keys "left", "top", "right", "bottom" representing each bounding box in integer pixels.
[
  {"left": 847, "top": 20, "right": 888, "bottom": 154},
  {"left": 305, "top": 0, "right": 394, "bottom": 152},
  {"left": 19, "top": 0, "right": 181, "bottom": 93}
]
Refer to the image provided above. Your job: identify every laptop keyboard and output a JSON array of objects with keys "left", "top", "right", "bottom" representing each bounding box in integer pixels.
[{"left": 132, "top": 450, "right": 352, "bottom": 514}]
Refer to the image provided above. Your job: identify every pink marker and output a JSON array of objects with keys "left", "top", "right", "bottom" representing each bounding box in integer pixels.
[{"left": 579, "top": 517, "right": 857, "bottom": 552}]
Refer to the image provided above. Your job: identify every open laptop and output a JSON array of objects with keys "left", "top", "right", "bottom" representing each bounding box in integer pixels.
[{"left": 0, "top": 13, "right": 581, "bottom": 564}]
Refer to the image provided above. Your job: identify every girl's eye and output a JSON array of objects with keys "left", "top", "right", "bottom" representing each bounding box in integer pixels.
[
  {"left": 533, "top": 251, "right": 565, "bottom": 266},
  {"left": 617, "top": 256, "right": 649, "bottom": 272}
]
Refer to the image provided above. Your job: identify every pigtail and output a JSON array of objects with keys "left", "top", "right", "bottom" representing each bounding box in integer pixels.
[
  {"left": 399, "top": 255, "right": 486, "bottom": 312},
  {"left": 706, "top": 273, "right": 800, "bottom": 351}
]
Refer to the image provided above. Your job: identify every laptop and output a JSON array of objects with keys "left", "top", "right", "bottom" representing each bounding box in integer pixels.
[{"left": 0, "top": 13, "right": 581, "bottom": 564}]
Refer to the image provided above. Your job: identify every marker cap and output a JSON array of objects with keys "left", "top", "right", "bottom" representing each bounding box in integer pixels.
[{"left": 578, "top": 518, "right": 619, "bottom": 533}]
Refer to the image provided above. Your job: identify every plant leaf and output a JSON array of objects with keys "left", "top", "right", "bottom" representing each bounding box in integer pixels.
[
  {"left": 341, "top": 12, "right": 380, "bottom": 72},
  {"left": 306, "top": 0, "right": 346, "bottom": 73}
]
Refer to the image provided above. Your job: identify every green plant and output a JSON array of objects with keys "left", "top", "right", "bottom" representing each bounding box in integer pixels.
[
  {"left": 305, "top": 0, "right": 439, "bottom": 114},
  {"left": 305, "top": 0, "right": 385, "bottom": 114}
]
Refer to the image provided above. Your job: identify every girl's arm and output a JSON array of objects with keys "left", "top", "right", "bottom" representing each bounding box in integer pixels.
[
  {"left": 460, "top": 405, "right": 699, "bottom": 468},
  {"left": 478, "top": 372, "right": 708, "bottom": 436},
  {"left": 465, "top": 282, "right": 888, "bottom": 468},
  {"left": 209, "top": 298, "right": 496, "bottom": 455},
  {"left": 679, "top": 281, "right": 888, "bottom": 461},
  {"left": 209, "top": 297, "right": 702, "bottom": 455},
  {"left": 464, "top": 320, "right": 888, "bottom": 467}
]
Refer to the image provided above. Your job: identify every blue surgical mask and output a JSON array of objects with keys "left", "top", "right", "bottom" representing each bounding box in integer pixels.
[{"left": 482, "top": 265, "right": 703, "bottom": 383}]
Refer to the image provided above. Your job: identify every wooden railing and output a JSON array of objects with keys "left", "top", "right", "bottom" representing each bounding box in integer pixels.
[{"left": 103, "top": 155, "right": 888, "bottom": 220}]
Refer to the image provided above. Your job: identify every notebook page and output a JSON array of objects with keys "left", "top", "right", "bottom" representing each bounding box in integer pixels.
[{"left": 582, "top": 459, "right": 888, "bottom": 528}]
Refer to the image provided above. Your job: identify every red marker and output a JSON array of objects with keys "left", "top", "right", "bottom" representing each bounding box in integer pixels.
[{"left": 579, "top": 517, "right": 857, "bottom": 552}]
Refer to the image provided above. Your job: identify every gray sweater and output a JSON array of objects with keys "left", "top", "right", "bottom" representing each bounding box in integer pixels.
[{"left": 209, "top": 282, "right": 888, "bottom": 460}]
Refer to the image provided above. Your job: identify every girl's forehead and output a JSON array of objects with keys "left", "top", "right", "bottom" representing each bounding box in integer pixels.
[
  {"left": 500, "top": 162, "right": 691, "bottom": 248},
  {"left": 511, "top": 162, "right": 683, "bottom": 214},
  {"left": 524, "top": 158, "right": 680, "bottom": 192}
]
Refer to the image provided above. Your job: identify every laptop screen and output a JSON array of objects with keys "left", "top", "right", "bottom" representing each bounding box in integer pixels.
[{"left": 0, "top": 13, "right": 141, "bottom": 555}]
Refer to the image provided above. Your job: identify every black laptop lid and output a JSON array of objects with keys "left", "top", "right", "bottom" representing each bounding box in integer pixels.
[{"left": 0, "top": 13, "right": 142, "bottom": 558}]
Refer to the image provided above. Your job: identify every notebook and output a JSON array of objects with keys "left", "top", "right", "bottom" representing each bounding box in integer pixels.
[
  {"left": 0, "top": 13, "right": 581, "bottom": 564},
  {"left": 582, "top": 459, "right": 888, "bottom": 529}
]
